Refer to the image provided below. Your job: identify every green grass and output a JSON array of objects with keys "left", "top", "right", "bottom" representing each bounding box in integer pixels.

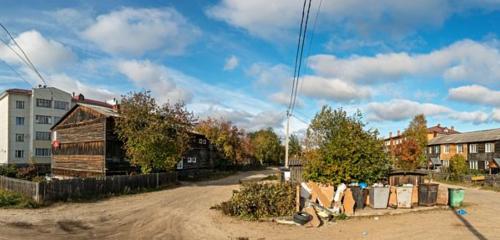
[{"left": 0, "top": 189, "right": 38, "bottom": 208}]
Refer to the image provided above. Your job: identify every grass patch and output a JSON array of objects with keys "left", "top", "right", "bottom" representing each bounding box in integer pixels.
[{"left": 0, "top": 189, "right": 38, "bottom": 208}]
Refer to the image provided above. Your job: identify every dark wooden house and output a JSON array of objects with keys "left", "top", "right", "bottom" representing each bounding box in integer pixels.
[
  {"left": 51, "top": 103, "right": 127, "bottom": 178},
  {"left": 51, "top": 103, "right": 215, "bottom": 178}
]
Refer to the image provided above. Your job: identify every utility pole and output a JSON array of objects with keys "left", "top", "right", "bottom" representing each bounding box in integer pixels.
[{"left": 285, "top": 111, "right": 290, "bottom": 169}]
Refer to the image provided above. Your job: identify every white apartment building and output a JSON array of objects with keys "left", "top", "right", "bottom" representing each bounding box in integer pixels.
[{"left": 0, "top": 86, "right": 72, "bottom": 165}]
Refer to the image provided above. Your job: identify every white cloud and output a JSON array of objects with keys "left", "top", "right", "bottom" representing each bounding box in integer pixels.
[
  {"left": 367, "top": 99, "right": 450, "bottom": 122},
  {"left": 366, "top": 98, "right": 496, "bottom": 124},
  {"left": 0, "top": 30, "right": 76, "bottom": 70},
  {"left": 448, "top": 85, "right": 500, "bottom": 107},
  {"left": 223, "top": 55, "right": 239, "bottom": 70},
  {"left": 48, "top": 73, "right": 117, "bottom": 101},
  {"left": 248, "top": 63, "right": 291, "bottom": 87},
  {"left": 82, "top": 7, "right": 200, "bottom": 55},
  {"left": 206, "top": 0, "right": 499, "bottom": 40},
  {"left": 117, "top": 60, "right": 192, "bottom": 103},
  {"left": 308, "top": 39, "right": 500, "bottom": 85},
  {"left": 300, "top": 75, "right": 371, "bottom": 102},
  {"left": 493, "top": 109, "right": 500, "bottom": 122},
  {"left": 269, "top": 91, "right": 304, "bottom": 108}
]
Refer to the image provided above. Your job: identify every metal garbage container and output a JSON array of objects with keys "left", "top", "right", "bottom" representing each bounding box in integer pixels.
[
  {"left": 418, "top": 183, "right": 439, "bottom": 206},
  {"left": 448, "top": 188, "right": 465, "bottom": 208},
  {"left": 369, "top": 186, "right": 390, "bottom": 209}
]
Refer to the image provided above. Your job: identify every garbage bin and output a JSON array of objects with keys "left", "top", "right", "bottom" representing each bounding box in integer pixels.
[
  {"left": 369, "top": 186, "right": 390, "bottom": 209},
  {"left": 448, "top": 188, "right": 465, "bottom": 208},
  {"left": 396, "top": 186, "right": 413, "bottom": 208},
  {"left": 350, "top": 186, "right": 367, "bottom": 209},
  {"left": 418, "top": 183, "right": 439, "bottom": 206}
]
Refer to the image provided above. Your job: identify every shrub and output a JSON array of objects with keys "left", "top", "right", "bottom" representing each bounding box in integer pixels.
[
  {"left": 213, "top": 182, "right": 296, "bottom": 220},
  {"left": 449, "top": 154, "right": 467, "bottom": 180},
  {"left": 0, "top": 190, "right": 38, "bottom": 208},
  {"left": 0, "top": 165, "right": 17, "bottom": 177},
  {"left": 16, "top": 165, "right": 39, "bottom": 180}
]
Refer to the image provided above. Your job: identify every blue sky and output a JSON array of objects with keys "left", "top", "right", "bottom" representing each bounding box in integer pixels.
[{"left": 0, "top": 0, "right": 499, "bottom": 139}]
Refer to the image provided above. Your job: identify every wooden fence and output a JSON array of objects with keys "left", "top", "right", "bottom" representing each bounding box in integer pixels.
[
  {"left": 0, "top": 172, "right": 177, "bottom": 203},
  {"left": 289, "top": 159, "right": 304, "bottom": 183},
  {"left": 429, "top": 173, "right": 500, "bottom": 187}
]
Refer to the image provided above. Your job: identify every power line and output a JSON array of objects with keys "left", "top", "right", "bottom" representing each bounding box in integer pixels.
[
  {"left": 290, "top": 0, "right": 312, "bottom": 115},
  {"left": 299, "top": 0, "right": 323, "bottom": 94},
  {"left": 0, "top": 60, "right": 33, "bottom": 87},
  {"left": 0, "top": 22, "right": 48, "bottom": 86},
  {"left": 287, "top": 0, "right": 307, "bottom": 116}
]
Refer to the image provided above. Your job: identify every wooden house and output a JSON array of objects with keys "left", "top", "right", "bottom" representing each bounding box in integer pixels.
[
  {"left": 427, "top": 128, "right": 500, "bottom": 174},
  {"left": 51, "top": 103, "right": 127, "bottom": 178},
  {"left": 51, "top": 103, "right": 215, "bottom": 178}
]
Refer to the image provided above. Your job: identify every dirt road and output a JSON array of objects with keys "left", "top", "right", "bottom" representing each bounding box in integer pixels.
[{"left": 0, "top": 170, "right": 498, "bottom": 240}]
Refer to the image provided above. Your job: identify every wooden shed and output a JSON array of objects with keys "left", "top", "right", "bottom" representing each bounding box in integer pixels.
[
  {"left": 388, "top": 170, "right": 426, "bottom": 186},
  {"left": 51, "top": 103, "right": 127, "bottom": 178}
]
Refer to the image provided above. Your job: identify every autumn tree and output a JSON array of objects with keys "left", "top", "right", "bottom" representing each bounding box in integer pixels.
[
  {"left": 288, "top": 134, "right": 302, "bottom": 159},
  {"left": 196, "top": 118, "right": 250, "bottom": 165},
  {"left": 115, "top": 91, "right": 195, "bottom": 173},
  {"left": 401, "top": 114, "right": 428, "bottom": 168},
  {"left": 303, "top": 106, "right": 390, "bottom": 185},
  {"left": 248, "top": 128, "right": 282, "bottom": 165},
  {"left": 393, "top": 139, "right": 421, "bottom": 170},
  {"left": 449, "top": 154, "right": 467, "bottom": 179}
]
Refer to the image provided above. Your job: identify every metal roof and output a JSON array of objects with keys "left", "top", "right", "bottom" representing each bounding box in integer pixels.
[
  {"left": 79, "top": 103, "right": 120, "bottom": 117},
  {"left": 428, "top": 128, "right": 500, "bottom": 145}
]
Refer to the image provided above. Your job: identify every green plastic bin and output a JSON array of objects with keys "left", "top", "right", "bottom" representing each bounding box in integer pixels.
[{"left": 448, "top": 188, "right": 465, "bottom": 207}]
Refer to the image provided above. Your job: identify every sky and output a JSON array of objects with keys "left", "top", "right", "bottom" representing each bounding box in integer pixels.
[{"left": 0, "top": 0, "right": 499, "bottom": 139}]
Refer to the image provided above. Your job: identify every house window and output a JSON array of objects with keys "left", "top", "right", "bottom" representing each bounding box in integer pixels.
[
  {"left": 15, "top": 100, "right": 24, "bottom": 109},
  {"left": 36, "top": 98, "right": 52, "bottom": 108},
  {"left": 444, "top": 144, "right": 450, "bottom": 153},
  {"left": 54, "top": 100, "right": 69, "bottom": 110},
  {"left": 434, "top": 145, "right": 440, "bottom": 154},
  {"left": 15, "top": 134, "right": 24, "bottom": 142},
  {"left": 469, "top": 160, "right": 478, "bottom": 170},
  {"left": 35, "top": 148, "right": 51, "bottom": 157},
  {"left": 442, "top": 160, "right": 450, "bottom": 167},
  {"left": 176, "top": 160, "right": 184, "bottom": 170},
  {"left": 457, "top": 144, "right": 463, "bottom": 153},
  {"left": 469, "top": 144, "right": 477, "bottom": 153},
  {"left": 35, "top": 115, "right": 52, "bottom": 124},
  {"left": 16, "top": 117, "right": 24, "bottom": 125},
  {"left": 187, "top": 157, "right": 197, "bottom": 163},
  {"left": 35, "top": 132, "right": 51, "bottom": 141},
  {"left": 198, "top": 139, "right": 203, "bottom": 144},
  {"left": 15, "top": 150, "right": 24, "bottom": 158},
  {"left": 485, "top": 143, "right": 494, "bottom": 153}
]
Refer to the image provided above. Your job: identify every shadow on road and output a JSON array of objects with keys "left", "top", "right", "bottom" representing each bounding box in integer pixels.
[{"left": 452, "top": 209, "right": 488, "bottom": 240}]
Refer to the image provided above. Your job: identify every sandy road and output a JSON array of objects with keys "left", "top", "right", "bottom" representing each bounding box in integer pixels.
[{"left": 0, "top": 170, "right": 498, "bottom": 240}]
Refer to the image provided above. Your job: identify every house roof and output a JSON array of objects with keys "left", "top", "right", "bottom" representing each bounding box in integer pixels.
[
  {"left": 72, "top": 95, "right": 114, "bottom": 108},
  {"left": 427, "top": 124, "right": 460, "bottom": 134},
  {"left": 51, "top": 103, "right": 119, "bottom": 130},
  {"left": 428, "top": 128, "right": 500, "bottom": 145},
  {"left": 0, "top": 88, "right": 32, "bottom": 100}
]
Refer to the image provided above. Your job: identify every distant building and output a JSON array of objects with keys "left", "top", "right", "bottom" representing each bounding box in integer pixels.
[
  {"left": 0, "top": 87, "right": 72, "bottom": 166},
  {"left": 427, "top": 128, "right": 500, "bottom": 173},
  {"left": 384, "top": 124, "right": 459, "bottom": 154}
]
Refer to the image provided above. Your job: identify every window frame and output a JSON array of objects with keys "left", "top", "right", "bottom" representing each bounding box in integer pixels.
[
  {"left": 35, "top": 148, "right": 51, "bottom": 157},
  {"left": 36, "top": 98, "right": 52, "bottom": 108},
  {"left": 444, "top": 144, "right": 450, "bottom": 153},
  {"left": 15, "top": 150, "right": 24, "bottom": 158},
  {"left": 485, "top": 143, "right": 494, "bottom": 153},
  {"left": 35, "top": 131, "right": 51, "bottom": 141},
  {"left": 457, "top": 144, "right": 463, "bottom": 153},
  {"left": 35, "top": 115, "right": 52, "bottom": 125},
  {"left": 15, "top": 134, "right": 24, "bottom": 142},
  {"left": 469, "top": 144, "right": 477, "bottom": 153},
  {"left": 54, "top": 100, "right": 69, "bottom": 110},
  {"left": 15, "top": 117, "right": 24, "bottom": 125},
  {"left": 15, "top": 100, "right": 25, "bottom": 109}
]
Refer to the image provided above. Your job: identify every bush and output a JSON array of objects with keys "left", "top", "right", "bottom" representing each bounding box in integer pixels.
[
  {"left": 0, "top": 190, "right": 38, "bottom": 208},
  {"left": 16, "top": 165, "right": 39, "bottom": 180},
  {"left": 0, "top": 165, "right": 17, "bottom": 177},
  {"left": 449, "top": 154, "right": 467, "bottom": 180},
  {"left": 213, "top": 182, "right": 296, "bottom": 220}
]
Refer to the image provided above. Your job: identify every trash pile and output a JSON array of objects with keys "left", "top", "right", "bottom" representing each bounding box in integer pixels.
[{"left": 288, "top": 181, "right": 465, "bottom": 227}]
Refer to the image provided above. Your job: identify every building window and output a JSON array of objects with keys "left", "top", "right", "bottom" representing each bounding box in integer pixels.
[
  {"left": 35, "top": 132, "right": 51, "bottom": 141},
  {"left": 15, "top": 100, "right": 24, "bottom": 109},
  {"left": 444, "top": 144, "right": 450, "bottom": 153},
  {"left": 15, "top": 134, "right": 24, "bottom": 142},
  {"left": 457, "top": 144, "right": 463, "bottom": 153},
  {"left": 15, "top": 150, "right": 24, "bottom": 158},
  {"left": 485, "top": 143, "right": 494, "bottom": 153},
  {"left": 16, "top": 117, "right": 24, "bottom": 125},
  {"left": 428, "top": 147, "right": 432, "bottom": 154},
  {"left": 53, "top": 116, "right": 61, "bottom": 124},
  {"left": 434, "top": 145, "right": 440, "bottom": 154},
  {"left": 187, "top": 157, "right": 197, "bottom": 163},
  {"left": 469, "top": 144, "right": 477, "bottom": 153},
  {"left": 35, "top": 115, "right": 52, "bottom": 124},
  {"left": 35, "top": 148, "right": 51, "bottom": 157},
  {"left": 176, "top": 160, "right": 183, "bottom": 170},
  {"left": 54, "top": 100, "right": 69, "bottom": 110},
  {"left": 442, "top": 160, "right": 450, "bottom": 167},
  {"left": 469, "top": 160, "right": 478, "bottom": 170},
  {"left": 36, "top": 98, "right": 52, "bottom": 108}
]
